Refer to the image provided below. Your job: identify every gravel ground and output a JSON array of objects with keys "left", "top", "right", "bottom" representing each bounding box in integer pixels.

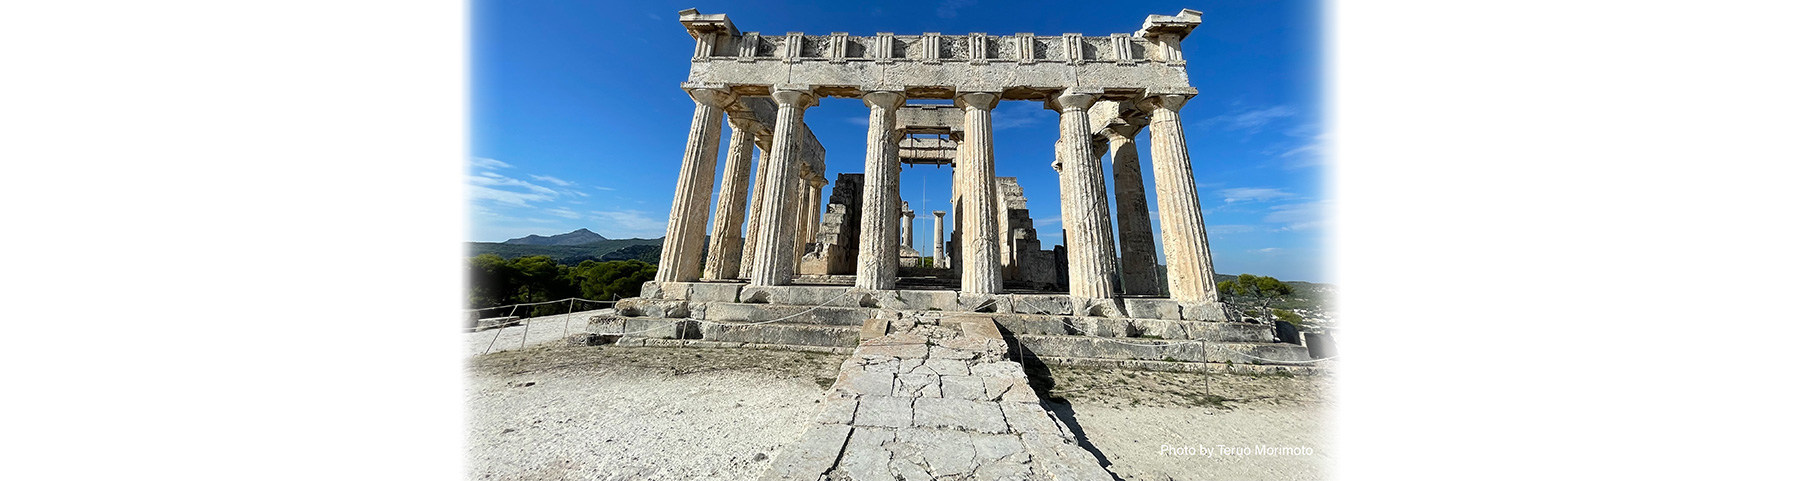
[
  {"left": 1040, "top": 365, "right": 1335, "bottom": 481},
  {"left": 465, "top": 309, "right": 611, "bottom": 357},
  {"left": 465, "top": 344, "right": 847, "bottom": 480},
  {"left": 465, "top": 341, "right": 1332, "bottom": 480}
]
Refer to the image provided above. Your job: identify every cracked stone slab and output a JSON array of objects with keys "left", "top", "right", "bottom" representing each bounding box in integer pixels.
[
  {"left": 757, "top": 423, "right": 852, "bottom": 481},
  {"left": 894, "top": 373, "right": 942, "bottom": 398},
  {"left": 815, "top": 393, "right": 859, "bottom": 425},
  {"left": 852, "top": 394, "right": 914, "bottom": 428},
  {"left": 939, "top": 375, "right": 987, "bottom": 400},
  {"left": 999, "top": 401, "right": 1063, "bottom": 436},
  {"left": 831, "top": 427, "right": 897, "bottom": 481},
  {"left": 913, "top": 397, "right": 1008, "bottom": 434}
]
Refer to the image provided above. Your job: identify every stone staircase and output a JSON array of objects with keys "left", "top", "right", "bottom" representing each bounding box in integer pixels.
[{"left": 590, "top": 281, "right": 1320, "bottom": 371}]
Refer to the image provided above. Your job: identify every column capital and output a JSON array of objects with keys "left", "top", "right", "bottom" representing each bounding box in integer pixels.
[
  {"left": 933, "top": 210, "right": 946, "bottom": 217},
  {"left": 725, "top": 114, "right": 758, "bottom": 132},
  {"left": 686, "top": 87, "right": 737, "bottom": 108},
  {"left": 862, "top": 90, "right": 907, "bottom": 110},
  {"left": 807, "top": 175, "right": 827, "bottom": 188},
  {"left": 954, "top": 91, "right": 1000, "bottom": 111},
  {"left": 771, "top": 86, "right": 817, "bottom": 109},
  {"left": 1099, "top": 124, "right": 1143, "bottom": 144},
  {"left": 1140, "top": 88, "right": 1199, "bottom": 112},
  {"left": 1047, "top": 90, "right": 1099, "bottom": 112}
]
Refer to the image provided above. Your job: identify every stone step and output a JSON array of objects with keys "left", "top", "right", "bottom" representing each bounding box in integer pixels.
[
  {"left": 983, "top": 313, "right": 1274, "bottom": 342},
  {"left": 1010, "top": 334, "right": 1314, "bottom": 366},
  {"left": 589, "top": 314, "right": 861, "bottom": 349},
  {"left": 638, "top": 281, "right": 1229, "bottom": 322},
  {"left": 698, "top": 302, "right": 881, "bottom": 327}
]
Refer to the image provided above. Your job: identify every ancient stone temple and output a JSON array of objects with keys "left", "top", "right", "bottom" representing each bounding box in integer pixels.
[{"left": 592, "top": 9, "right": 1318, "bottom": 478}]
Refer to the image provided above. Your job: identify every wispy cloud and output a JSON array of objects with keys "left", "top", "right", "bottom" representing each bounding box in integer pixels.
[
  {"left": 1253, "top": 247, "right": 1282, "bottom": 253},
  {"left": 1263, "top": 201, "right": 1330, "bottom": 231},
  {"left": 590, "top": 210, "right": 667, "bottom": 239},
  {"left": 845, "top": 116, "right": 869, "bottom": 126},
  {"left": 591, "top": 186, "right": 616, "bottom": 192},
  {"left": 1034, "top": 216, "right": 1061, "bottom": 226},
  {"left": 1207, "top": 224, "right": 1256, "bottom": 235},
  {"left": 1275, "top": 130, "right": 1330, "bottom": 169},
  {"left": 470, "top": 157, "right": 512, "bottom": 170},
  {"left": 1197, "top": 106, "right": 1296, "bottom": 134},
  {"left": 1218, "top": 187, "right": 1295, "bottom": 204},
  {"left": 530, "top": 174, "right": 574, "bottom": 187},
  {"left": 993, "top": 108, "right": 1053, "bottom": 131},
  {"left": 937, "top": 0, "right": 975, "bottom": 19},
  {"left": 545, "top": 207, "right": 582, "bottom": 219}
]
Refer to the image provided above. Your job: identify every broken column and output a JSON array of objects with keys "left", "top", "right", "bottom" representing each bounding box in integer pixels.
[{"left": 932, "top": 210, "right": 947, "bottom": 268}]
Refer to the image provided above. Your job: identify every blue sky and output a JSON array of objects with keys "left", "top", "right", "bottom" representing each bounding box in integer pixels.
[{"left": 471, "top": 0, "right": 1328, "bottom": 282}]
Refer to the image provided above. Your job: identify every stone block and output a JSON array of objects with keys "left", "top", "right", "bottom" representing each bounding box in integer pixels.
[
  {"left": 565, "top": 333, "right": 619, "bottom": 346},
  {"left": 859, "top": 317, "right": 889, "bottom": 341},
  {"left": 880, "top": 289, "right": 958, "bottom": 311},
  {"left": 1305, "top": 331, "right": 1335, "bottom": 359},
  {"left": 1273, "top": 320, "right": 1302, "bottom": 344},
  {"left": 815, "top": 393, "right": 859, "bottom": 424},
  {"left": 918, "top": 358, "right": 970, "bottom": 376},
  {"left": 638, "top": 281, "right": 663, "bottom": 299},
  {"left": 1180, "top": 301, "right": 1235, "bottom": 322},
  {"left": 1122, "top": 297, "right": 1182, "bottom": 320},
  {"left": 894, "top": 373, "right": 941, "bottom": 398},
  {"left": 1065, "top": 316, "right": 1129, "bottom": 337},
  {"left": 894, "top": 428, "right": 979, "bottom": 476},
  {"left": 1019, "top": 432, "right": 1111, "bottom": 480},
  {"left": 699, "top": 303, "right": 874, "bottom": 326},
  {"left": 939, "top": 375, "right": 986, "bottom": 400},
  {"left": 953, "top": 315, "right": 1003, "bottom": 341},
  {"left": 913, "top": 397, "right": 1008, "bottom": 434},
  {"left": 832, "top": 428, "right": 897, "bottom": 481},
  {"left": 968, "top": 432, "right": 1026, "bottom": 462},
  {"left": 757, "top": 423, "right": 853, "bottom": 481},
  {"left": 852, "top": 394, "right": 913, "bottom": 428},
  {"left": 616, "top": 299, "right": 690, "bottom": 318},
  {"left": 841, "top": 371, "right": 895, "bottom": 396},
  {"left": 1009, "top": 294, "right": 1074, "bottom": 315},
  {"left": 1080, "top": 298, "right": 1124, "bottom": 318},
  {"left": 740, "top": 285, "right": 856, "bottom": 306},
  {"left": 956, "top": 293, "right": 1013, "bottom": 313},
  {"left": 699, "top": 322, "right": 859, "bottom": 348},
  {"left": 685, "top": 282, "right": 743, "bottom": 303}
]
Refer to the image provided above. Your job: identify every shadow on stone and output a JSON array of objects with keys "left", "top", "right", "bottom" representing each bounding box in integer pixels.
[{"left": 997, "top": 322, "right": 1119, "bottom": 478}]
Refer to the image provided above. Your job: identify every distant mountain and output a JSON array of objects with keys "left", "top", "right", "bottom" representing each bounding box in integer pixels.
[
  {"left": 469, "top": 237, "right": 665, "bottom": 265},
  {"left": 502, "top": 228, "right": 609, "bottom": 246}
]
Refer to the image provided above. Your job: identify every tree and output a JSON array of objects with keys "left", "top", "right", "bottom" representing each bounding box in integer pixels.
[
  {"left": 571, "top": 259, "right": 656, "bottom": 302},
  {"left": 1216, "top": 273, "right": 1294, "bottom": 324}
]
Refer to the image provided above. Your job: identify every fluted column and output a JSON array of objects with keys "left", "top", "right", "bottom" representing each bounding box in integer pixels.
[
  {"left": 804, "top": 176, "right": 825, "bottom": 244},
  {"left": 932, "top": 210, "right": 947, "bottom": 268},
  {"left": 1105, "top": 126, "right": 1163, "bottom": 296},
  {"left": 703, "top": 118, "right": 757, "bottom": 280},
  {"left": 852, "top": 91, "right": 906, "bottom": 290},
  {"left": 789, "top": 170, "right": 809, "bottom": 265},
  {"left": 955, "top": 92, "right": 1003, "bottom": 295},
  {"left": 902, "top": 205, "right": 916, "bottom": 247},
  {"left": 738, "top": 136, "right": 773, "bottom": 280},
  {"left": 656, "top": 87, "right": 735, "bottom": 283},
  {"left": 1049, "top": 91, "right": 1119, "bottom": 299},
  {"left": 1142, "top": 92, "right": 1219, "bottom": 303},
  {"left": 747, "top": 87, "right": 816, "bottom": 287}
]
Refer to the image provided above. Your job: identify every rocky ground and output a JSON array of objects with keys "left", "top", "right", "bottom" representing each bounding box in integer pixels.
[{"left": 466, "top": 343, "right": 1331, "bottom": 480}]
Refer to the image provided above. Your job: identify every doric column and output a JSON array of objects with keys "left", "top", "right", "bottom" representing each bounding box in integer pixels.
[
  {"left": 789, "top": 169, "right": 810, "bottom": 265},
  {"left": 932, "top": 210, "right": 947, "bottom": 268},
  {"left": 902, "top": 204, "right": 916, "bottom": 247},
  {"left": 747, "top": 87, "right": 816, "bottom": 287},
  {"left": 1048, "top": 90, "right": 1119, "bottom": 299},
  {"left": 1142, "top": 92, "right": 1219, "bottom": 303},
  {"left": 738, "top": 134, "right": 773, "bottom": 280},
  {"left": 954, "top": 91, "right": 1003, "bottom": 295},
  {"left": 1104, "top": 125, "right": 1163, "bottom": 296},
  {"left": 703, "top": 117, "right": 757, "bottom": 280},
  {"left": 854, "top": 91, "right": 906, "bottom": 290},
  {"left": 656, "top": 87, "right": 735, "bottom": 283},
  {"left": 805, "top": 176, "right": 826, "bottom": 244}
]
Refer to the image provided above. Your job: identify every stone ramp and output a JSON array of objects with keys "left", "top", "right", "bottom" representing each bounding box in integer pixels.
[{"left": 760, "top": 314, "right": 1113, "bottom": 481}]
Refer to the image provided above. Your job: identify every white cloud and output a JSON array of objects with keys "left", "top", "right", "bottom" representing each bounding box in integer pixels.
[
  {"left": 1263, "top": 201, "right": 1331, "bottom": 231},
  {"left": 468, "top": 185, "right": 552, "bottom": 207},
  {"left": 469, "top": 172, "right": 558, "bottom": 197},
  {"left": 590, "top": 210, "right": 667, "bottom": 238},
  {"left": 1253, "top": 247, "right": 1282, "bottom": 253},
  {"left": 1277, "top": 131, "right": 1331, "bottom": 169},
  {"left": 591, "top": 186, "right": 616, "bottom": 192},
  {"left": 1034, "top": 216, "right": 1061, "bottom": 226},
  {"left": 470, "top": 157, "right": 512, "bottom": 170},
  {"left": 530, "top": 174, "right": 574, "bottom": 187},
  {"left": 545, "top": 208, "right": 582, "bottom": 219},
  {"left": 1198, "top": 106, "right": 1297, "bottom": 133},
  {"left": 1207, "top": 224, "right": 1256, "bottom": 235},
  {"left": 1218, "top": 187, "right": 1295, "bottom": 204},
  {"left": 993, "top": 107, "right": 1053, "bottom": 130}
]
